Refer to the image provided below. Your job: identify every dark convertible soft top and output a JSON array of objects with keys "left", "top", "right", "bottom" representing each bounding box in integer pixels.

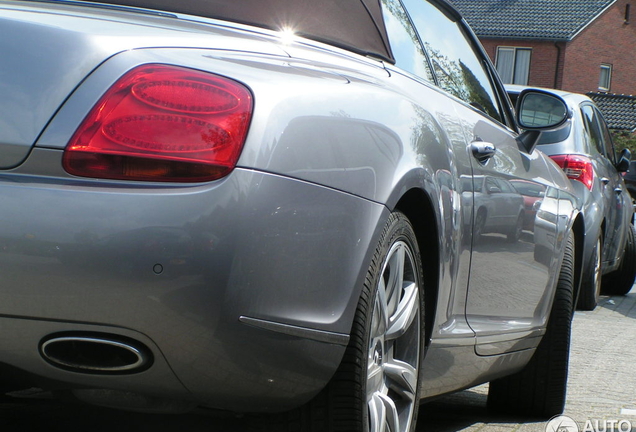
[{"left": 82, "top": 0, "right": 394, "bottom": 62}]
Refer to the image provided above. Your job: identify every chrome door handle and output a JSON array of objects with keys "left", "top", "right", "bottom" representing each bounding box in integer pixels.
[
  {"left": 601, "top": 177, "right": 610, "bottom": 185},
  {"left": 615, "top": 187, "right": 623, "bottom": 194},
  {"left": 471, "top": 141, "right": 496, "bottom": 163}
]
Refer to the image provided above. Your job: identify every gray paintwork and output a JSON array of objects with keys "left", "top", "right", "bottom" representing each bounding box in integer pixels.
[
  {"left": 0, "top": 0, "right": 289, "bottom": 168},
  {"left": 0, "top": 0, "right": 583, "bottom": 415}
]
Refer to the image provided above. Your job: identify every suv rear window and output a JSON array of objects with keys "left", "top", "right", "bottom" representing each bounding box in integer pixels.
[{"left": 538, "top": 123, "right": 572, "bottom": 145}]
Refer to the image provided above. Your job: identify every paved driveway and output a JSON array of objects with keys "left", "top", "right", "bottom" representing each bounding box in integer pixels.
[
  {"left": 420, "top": 288, "right": 636, "bottom": 432},
  {"left": 1, "top": 289, "right": 635, "bottom": 432}
]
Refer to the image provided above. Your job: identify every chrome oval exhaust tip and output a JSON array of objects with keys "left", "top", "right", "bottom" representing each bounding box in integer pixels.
[{"left": 40, "top": 334, "right": 153, "bottom": 374}]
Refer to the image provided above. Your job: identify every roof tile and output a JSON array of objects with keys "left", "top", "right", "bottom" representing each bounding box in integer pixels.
[
  {"left": 448, "top": 0, "right": 616, "bottom": 40},
  {"left": 588, "top": 92, "right": 636, "bottom": 130}
]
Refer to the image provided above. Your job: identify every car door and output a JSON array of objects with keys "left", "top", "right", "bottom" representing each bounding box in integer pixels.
[
  {"left": 580, "top": 104, "right": 631, "bottom": 267},
  {"left": 402, "top": 0, "right": 562, "bottom": 355},
  {"left": 378, "top": 0, "right": 478, "bottom": 349},
  {"left": 485, "top": 177, "right": 524, "bottom": 232}
]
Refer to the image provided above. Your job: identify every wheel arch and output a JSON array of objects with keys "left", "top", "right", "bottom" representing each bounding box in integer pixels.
[{"left": 393, "top": 188, "right": 439, "bottom": 350}]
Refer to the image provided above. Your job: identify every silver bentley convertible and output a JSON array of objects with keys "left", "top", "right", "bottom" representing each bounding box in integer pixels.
[{"left": 0, "top": 0, "right": 591, "bottom": 431}]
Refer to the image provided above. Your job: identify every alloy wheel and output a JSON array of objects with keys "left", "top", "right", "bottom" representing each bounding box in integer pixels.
[{"left": 367, "top": 240, "right": 420, "bottom": 432}]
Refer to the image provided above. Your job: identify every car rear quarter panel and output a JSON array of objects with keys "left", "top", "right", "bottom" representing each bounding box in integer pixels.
[
  {"left": 1, "top": 39, "right": 464, "bottom": 409},
  {"left": 1, "top": 154, "right": 387, "bottom": 410},
  {"left": 36, "top": 43, "right": 469, "bottom": 328},
  {"left": 38, "top": 44, "right": 460, "bottom": 208}
]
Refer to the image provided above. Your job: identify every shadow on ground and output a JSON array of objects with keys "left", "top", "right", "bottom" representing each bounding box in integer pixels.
[
  {"left": 597, "top": 291, "right": 636, "bottom": 320},
  {"left": 0, "top": 386, "right": 545, "bottom": 432},
  {"left": 417, "top": 387, "right": 543, "bottom": 431}
]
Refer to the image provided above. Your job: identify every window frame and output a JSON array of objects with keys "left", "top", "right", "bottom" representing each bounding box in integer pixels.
[
  {"left": 379, "top": 0, "right": 435, "bottom": 82},
  {"left": 594, "top": 106, "right": 617, "bottom": 164},
  {"left": 495, "top": 46, "right": 532, "bottom": 85},
  {"left": 581, "top": 104, "right": 606, "bottom": 156},
  {"left": 397, "top": 0, "right": 517, "bottom": 129},
  {"left": 599, "top": 64, "right": 612, "bottom": 92},
  {"left": 458, "top": 16, "right": 518, "bottom": 130}
]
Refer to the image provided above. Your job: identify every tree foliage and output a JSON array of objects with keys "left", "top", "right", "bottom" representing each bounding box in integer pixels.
[{"left": 611, "top": 130, "right": 636, "bottom": 156}]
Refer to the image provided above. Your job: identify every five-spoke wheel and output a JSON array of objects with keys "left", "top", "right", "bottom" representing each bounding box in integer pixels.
[{"left": 367, "top": 239, "right": 421, "bottom": 432}]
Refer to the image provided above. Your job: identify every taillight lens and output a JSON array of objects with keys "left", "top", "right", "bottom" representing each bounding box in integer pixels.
[
  {"left": 550, "top": 154, "right": 595, "bottom": 190},
  {"left": 63, "top": 64, "right": 253, "bottom": 182}
]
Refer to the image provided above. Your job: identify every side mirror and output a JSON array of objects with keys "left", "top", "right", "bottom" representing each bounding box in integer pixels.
[
  {"left": 617, "top": 148, "right": 631, "bottom": 173},
  {"left": 515, "top": 89, "right": 570, "bottom": 154},
  {"left": 517, "top": 90, "right": 569, "bottom": 129}
]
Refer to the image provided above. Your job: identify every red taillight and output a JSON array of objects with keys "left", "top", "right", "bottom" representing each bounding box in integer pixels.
[
  {"left": 550, "top": 154, "right": 595, "bottom": 190},
  {"left": 63, "top": 64, "right": 253, "bottom": 182}
]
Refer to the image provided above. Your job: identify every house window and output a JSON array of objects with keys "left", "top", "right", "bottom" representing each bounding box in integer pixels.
[
  {"left": 599, "top": 64, "right": 612, "bottom": 91},
  {"left": 495, "top": 47, "right": 531, "bottom": 85}
]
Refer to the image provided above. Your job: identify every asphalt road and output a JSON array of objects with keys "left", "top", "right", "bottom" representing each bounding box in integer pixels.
[{"left": 1, "top": 289, "right": 634, "bottom": 432}]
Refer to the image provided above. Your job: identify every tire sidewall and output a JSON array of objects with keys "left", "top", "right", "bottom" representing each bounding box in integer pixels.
[{"left": 360, "top": 212, "right": 425, "bottom": 432}]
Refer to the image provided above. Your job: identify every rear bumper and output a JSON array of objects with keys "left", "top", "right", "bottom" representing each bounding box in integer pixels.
[{"left": 0, "top": 154, "right": 386, "bottom": 411}]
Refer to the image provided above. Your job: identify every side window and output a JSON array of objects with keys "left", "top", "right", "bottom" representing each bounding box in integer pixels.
[
  {"left": 380, "top": 0, "right": 434, "bottom": 82},
  {"left": 595, "top": 107, "right": 617, "bottom": 163},
  {"left": 473, "top": 177, "right": 484, "bottom": 193},
  {"left": 401, "top": 0, "right": 502, "bottom": 122},
  {"left": 497, "top": 179, "right": 515, "bottom": 194},
  {"left": 486, "top": 177, "right": 500, "bottom": 193},
  {"left": 461, "top": 176, "right": 474, "bottom": 192},
  {"left": 581, "top": 105, "right": 605, "bottom": 156}
]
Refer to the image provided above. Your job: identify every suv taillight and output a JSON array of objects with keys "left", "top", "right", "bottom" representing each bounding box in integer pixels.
[
  {"left": 550, "top": 154, "right": 594, "bottom": 190},
  {"left": 63, "top": 64, "right": 253, "bottom": 182}
]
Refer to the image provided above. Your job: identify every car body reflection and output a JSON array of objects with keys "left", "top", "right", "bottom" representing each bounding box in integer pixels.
[
  {"left": 510, "top": 179, "right": 546, "bottom": 230},
  {"left": 463, "top": 175, "right": 525, "bottom": 242}
]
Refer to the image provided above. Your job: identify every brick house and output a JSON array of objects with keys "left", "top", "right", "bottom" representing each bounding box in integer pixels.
[{"left": 449, "top": 0, "right": 636, "bottom": 96}]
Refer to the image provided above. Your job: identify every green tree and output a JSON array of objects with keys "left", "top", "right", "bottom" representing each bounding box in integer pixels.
[{"left": 611, "top": 130, "right": 636, "bottom": 156}]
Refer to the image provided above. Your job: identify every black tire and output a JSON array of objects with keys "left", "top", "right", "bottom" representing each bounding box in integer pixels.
[
  {"left": 487, "top": 231, "right": 575, "bottom": 419},
  {"left": 253, "top": 212, "right": 425, "bottom": 432},
  {"left": 602, "top": 223, "right": 636, "bottom": 296},
  {"left": 506, "top": 213, "right": 524, "bottom": 243},
  {"left": 474, "top": 209, "right": 486, "bottom": 240},
  {"left": 576, "top": 234, "right": 602, "bottom": 311}
]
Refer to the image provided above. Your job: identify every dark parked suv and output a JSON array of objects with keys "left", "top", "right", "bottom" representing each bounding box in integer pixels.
[
  {"left": 508, "top": 85, "right": 636, "bottom": 310},
  {"left": 624, "top": 160, "right": 636, "bottom": 204}
]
